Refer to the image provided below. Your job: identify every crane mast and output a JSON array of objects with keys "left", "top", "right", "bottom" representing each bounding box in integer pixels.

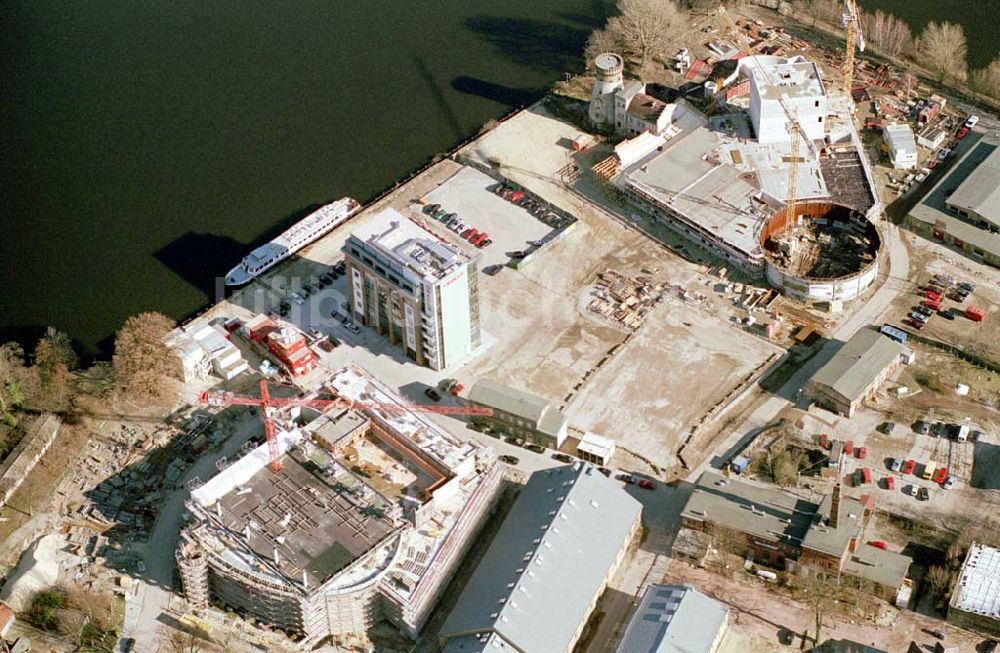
[{"left": 842, "top": 0, "right": 866, "bottom": 100}]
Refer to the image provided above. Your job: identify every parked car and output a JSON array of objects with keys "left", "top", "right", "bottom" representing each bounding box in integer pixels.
[
  {"left": 334, "top": 260, "right": 346, "bottom": 273},
  {"left": 598, "top": 467, "right": 612, "bottom": 477},
  {"left": 939, "top": 309, "right": 957, "bottom": 320},
  {"left": 552, "top": 452, "right": 573, "bottom": 463},
  {"left": 478, "top": 238, "right": 493, "bottom": 248},
  {"left": 619, "top": 473, "right": 637, "bottom": 484},
  {"left": 956, "top": 126, "right": 970, "bottom": 140},
  {"left": 318, "top": 339, "right": 335, "bottom": 353},
  {"left": 904, "top": 459, "right": 917, "bottom": 475},
  {"left": 525, "top": 443, "right": 545, "bottom": 454},
  {"left": 933, "top": 467, "right": 949, "bottom": 484},
  {"left": 344, "top": 322, "right": 360, "bottom": 334},
  {"left": 857, "top": 446, "right": 867, "bottom": 460},
  {"left": 637, "top": 479, "right": 656, "bottom": 490},
  {"left": 958, "top": 281, "right": 976, "bottom": 292},
  {"left": 965, "top": 115, "right": 979, "bottom": 129},
  {"left": 499, "top": 455, "right": 520, "bottom": 465},
  {"left": 907, "top": 484, "right": 919, "bottom": 496},
  {"left": 484, "top": 264, "right": 503, "bottom": 275},
  {"left": 914, "top": 420, "right": 931, "bottom": 435},
  {"left": 889, "top": 458, "right": 902, "bottom": 472},
  {"left": 510, "top": 250, "right": 527, "bottom": 259},
  {"left": 915, "top": 305, "right": 934, "bottom": 317},
  {"left": 884, "top": 476, "right": 896, "bottom": 491},
  {"left": 937, "top": 148, "right": 952, "bottom": 160},
  {"left": 289, "top": 292, "right": 305, "bottom": 305},
  {"left": 943, "top": 476, "right": 956, "bottom": 490},
  {"left": 918, "top": 486, "right": 930, "bottom": 501},
  {"left": 424, "top": 388, "right": 441, "bottom": 401},
  {"left": 424, "top": 203, "right": 440, "bottom": 215}
]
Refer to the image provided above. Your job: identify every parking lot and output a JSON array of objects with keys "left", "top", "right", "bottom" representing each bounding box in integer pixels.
[{"left": 419, "top": 166, "right": 557, "bottom": 269}]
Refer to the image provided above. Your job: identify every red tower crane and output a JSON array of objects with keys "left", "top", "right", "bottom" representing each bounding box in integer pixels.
[{"left": 199, "top": 379, "right": 493, "bottom": 473}]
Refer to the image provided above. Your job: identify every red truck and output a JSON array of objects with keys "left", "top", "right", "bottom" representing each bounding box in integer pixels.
[
  {"left": 933, "top": 467, "right": 949, "bottom": 484},
  {"left": 966, "top": 306, "right": 986, "bottom": 322}
]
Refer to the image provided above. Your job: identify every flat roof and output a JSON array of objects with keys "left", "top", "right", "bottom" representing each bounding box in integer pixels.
[
  {"left": 578, "top": 432, "right": 615, "bottom": 459},
  {"left": 214, "top": 445, "right": 396, "bottom": 586},
  {"left": 749, "top": 58, "right": 825, "bottom": 101},
  {"left": 347, "top": 208, "right": 470, "bottom": 283},
  {"left": 682, "top": 471, "right": 816, "bottom": 546},
  {"left": 947, "top": 141, "right": 1000, "bottom": 225},
  {"left": 624, "top": 125, "right": 767, "bottom": 259},
  {"left": 615, "top": 584, "right": 728, "bottom": 653},
  {"left": 909, "top": 137, "right": 1000, "bottom": 256},
  {"left": 683, "top": 472, "right": 864, "bottom": 556},
  {"left": 951, "top": 542, "right": 1000, "bottom": 618},
  {"left": 809, "top": 329, "right": 903, "bottom": 404},
  {"left": 440, "top": 464, "right": 642, "bottom": 653},
  {"left": 842, "top": 544, "right": 911, "bottom": 590},
  {"left": 884, "top": 123, "right": 916, "bottom": 151}
]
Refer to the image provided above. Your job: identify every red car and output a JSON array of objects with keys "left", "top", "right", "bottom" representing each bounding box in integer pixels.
[
  {"left": 637, "top": 479, "right": 656, "bottom": 490},
  {"left": 461, "top": 228, "right": 476, "bottom": 239},
  {"left": 903, "top": 459, "right": 917, "bottom": 475},
  {"left": 922, "top": 299, "right": 941, "bottom": 311},
  {"left": 933, "top": 467, "right": 949, "bottom": 484},
  {"left": 884, "top": 476, "right": 896, "bottom": 490},
  {"left": 857, "top": 446, "right": 867, "bottom": 460},
  {"left": 819, "top": 433, "right": 829, "bottom": 449},
  {"left": 471, "top": 232, "right": 489, "bottom": 246},
  {"left": 956, "top": 127, "right": 970, "bottom": 140},
  {"left": 844, "top": 440, "right": 854, "bottom": 456},
  {"left": 869, "top": 540, "right": 888, "bottom": 550}
]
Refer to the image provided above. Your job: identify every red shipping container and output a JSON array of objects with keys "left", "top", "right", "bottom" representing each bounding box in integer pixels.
[{"left": 966, "top": 306, "right": 985, "bottom": 321}]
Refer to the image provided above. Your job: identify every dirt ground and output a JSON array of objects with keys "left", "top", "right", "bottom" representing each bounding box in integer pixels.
[{"left": 661, "top": 560, "right": 989, "bottom": 653}]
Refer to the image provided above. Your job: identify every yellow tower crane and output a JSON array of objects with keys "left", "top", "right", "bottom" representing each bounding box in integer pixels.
[{"left": 841, "top": 0, "right": 866, "bottom": 100}]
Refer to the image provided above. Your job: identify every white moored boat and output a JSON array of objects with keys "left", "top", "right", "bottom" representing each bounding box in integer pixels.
[{"left": 225, "top": 197, "right": 361, "bottom": 286}]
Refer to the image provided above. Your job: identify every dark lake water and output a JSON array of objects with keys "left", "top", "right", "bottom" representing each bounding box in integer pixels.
[{"left": 1, "top": 1, "right": 993, "bottom": 355}]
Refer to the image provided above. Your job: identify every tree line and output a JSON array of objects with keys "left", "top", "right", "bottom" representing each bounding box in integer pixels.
[
  {"left": 0, "top": 312, "right": 177, "bottom": 428},
  {"left": 581, "top": 0, "right": 999, "bottom": 101},
  {"left": 801, "top": 0, "right": 996, "bottom": 97}
]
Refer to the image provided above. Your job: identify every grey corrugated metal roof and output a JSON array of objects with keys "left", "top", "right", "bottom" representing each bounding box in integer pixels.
[
  {"left": 809, "top": 330, "right": 902, "bottom": 404},
  {"left": 537, "top": 405, "right": 567, "bottom": 438},
  {"left": 440, "top": 464, "right": 643, "bottom": 653},
  {"left": 947, "top": 142, "right": 1000, "bottom": 225},
  {"left": 614, "top": 584, "right": 728, "bottom": 653},
  {"left": 468, "top": 379, "right": 559, "bottom": 428},
  {"left": 443, "top": 633, "right": 513, "bottom": 652}
]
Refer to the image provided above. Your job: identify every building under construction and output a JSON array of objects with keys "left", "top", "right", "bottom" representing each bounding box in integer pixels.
[
  {"left": 594, "top": 55, "right": 883, "bottom": 302},
  {"left": 176, "top": 365, "right": 503, "bottom": 647}
]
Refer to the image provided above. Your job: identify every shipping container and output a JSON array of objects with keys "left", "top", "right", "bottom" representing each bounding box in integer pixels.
[{"left": 880, "top": 324, "right": 908, "bottom": 344}]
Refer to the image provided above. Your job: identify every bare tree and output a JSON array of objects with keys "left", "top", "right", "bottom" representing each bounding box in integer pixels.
[
  {"left": 860, "top": 9, "right": 913, "bottom": 60},
  {"left": 926, "top": 565, "right": 953, "bottom": 602},
  {"left": 607, "top": 0, "right": 686, "bottom": 69},
  {"left": 799, "top": 0, "right": 841, "bottom": 29},
  {"left": 585, "top": 28, "right": 622, "bottom": 69},
  {"left": 916, "top": 21, "right": 968, "bottom": 83},
  {"left": 0, "top": 343, "right": 27, "bottom": 422},
  {"left": 33, "top": 327, "right": 78, "bottom": 411},
  {"left": 970, "top": 58, "right": 1000, "bottom": 99},
  {"left": 112, "top": 312, "right": 176, "bottom": 401}
]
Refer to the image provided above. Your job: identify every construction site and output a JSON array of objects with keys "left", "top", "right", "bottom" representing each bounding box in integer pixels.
[
  {"left": 761, "top": 201, "right": 883, "bottom": 302},
  {"left": 175, "top": 365, "right": 503, "bottom": 648}
]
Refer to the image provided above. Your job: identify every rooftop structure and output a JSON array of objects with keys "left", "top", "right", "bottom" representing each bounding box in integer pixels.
[
  {"left": 742, "top": 55, "right": 827, "bottom": 144},
  {"left": 344, "top": 208, "right": 481, "bottom": 370},
  {"left": 807, "top": 329, "right": 905, "bottom": 417},
  {"left": 948, "top": 542, "right": 1000, "bottom": 637},
  {"left": 177, "top": 365, "right": 503, "bottom": 646},
  {"left": 614, "top": 584, "right": 729, "bottom": 653},
  {"left": 576, "top": 432, "right": 616, "bottom": 467},
  {"left": 440, "top": 463, "right": 642, "bottom": 653},
  {"left": 907, "top": 137, "right": 1000, "bottom": 267},
  {"left": 467, "top": 379, "right": 568, "bottom": 449}
]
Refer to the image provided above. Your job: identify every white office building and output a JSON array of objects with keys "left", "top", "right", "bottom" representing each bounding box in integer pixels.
[
  {"left": 343, "top": 209, "right": 481, "bottom": 370},
  {"left": 884, "top": 123, "right": 918, "bottom": 169},
  {"left": 744, "top": 55, "right": 827, "bottom": 144}
]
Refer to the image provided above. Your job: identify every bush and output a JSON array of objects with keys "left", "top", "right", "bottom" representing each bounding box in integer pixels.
[{"left": 25, "top": 588, "right": 66, "bottom": 632}]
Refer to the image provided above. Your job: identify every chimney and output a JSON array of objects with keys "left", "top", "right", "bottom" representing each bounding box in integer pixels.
[{"left": 829, "top": 483, "right": 842, "bottom": 529}]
